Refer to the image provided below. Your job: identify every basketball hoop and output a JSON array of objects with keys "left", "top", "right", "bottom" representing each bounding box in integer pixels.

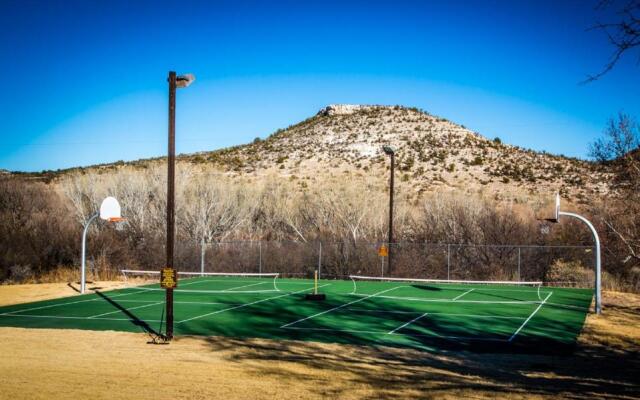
[
  {"left": 81, "top": 197, "right": 126, "bottom": 293},
  {"left": 540, "top": 223, "right": 550, "bottom": 235}
]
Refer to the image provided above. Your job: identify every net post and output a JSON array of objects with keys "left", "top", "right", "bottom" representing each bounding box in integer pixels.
[{"left": 314, "top": 270, "right": 318, "bottom": 295}]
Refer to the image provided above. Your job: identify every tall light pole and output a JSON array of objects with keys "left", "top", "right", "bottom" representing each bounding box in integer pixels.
[
  {"left": 383, "top": 146, "right": 395, "bottom": 275},
  {"left": 165, "top": 71, "right": 195, "bottom": 340}
]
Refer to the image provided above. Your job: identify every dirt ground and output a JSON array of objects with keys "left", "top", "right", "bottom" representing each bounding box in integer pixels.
[{"left": 0, "top": 284, "right": 638, "bottom": 399}]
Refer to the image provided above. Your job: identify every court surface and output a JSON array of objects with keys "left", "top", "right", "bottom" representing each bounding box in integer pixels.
[{"left": 0, "top": 276, "right": 593, "bottom": 353}]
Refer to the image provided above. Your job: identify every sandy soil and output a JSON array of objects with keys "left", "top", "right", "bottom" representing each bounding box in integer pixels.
[{"left": 0, "top": 284, "right": 638, "bottom": 399}]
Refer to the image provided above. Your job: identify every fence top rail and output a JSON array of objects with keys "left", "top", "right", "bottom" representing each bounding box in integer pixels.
[{"left": 199, "top": 241, "right": 594, "bottom": 249}]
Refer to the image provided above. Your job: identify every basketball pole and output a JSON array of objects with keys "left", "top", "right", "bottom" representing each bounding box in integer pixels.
[
  {"left": 558, "top": 211, "right": 602, "bottom": 314},
  {"left": 166, "top": 71, "right": 176, "bottom": 340}
]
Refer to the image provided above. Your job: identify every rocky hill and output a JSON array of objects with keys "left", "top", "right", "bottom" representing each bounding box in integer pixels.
[
  {"left": 182, "top": 105, "right": 610, "bottom": 204},
  {"left": 11, "top": 104, "right": 612, "bottom": 205}
]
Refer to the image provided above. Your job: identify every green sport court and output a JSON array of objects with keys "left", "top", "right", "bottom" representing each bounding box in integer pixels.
[{"left": 0, "top": 272, "right": 593, "bottom": 353}]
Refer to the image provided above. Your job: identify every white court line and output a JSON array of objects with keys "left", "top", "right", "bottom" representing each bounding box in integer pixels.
[
  {"left": 452, "top": 288, "right": 474, "bottom": 301},
  {"left": 281, "top": 286, "right": 402, "bottom": 328},
  {"left": 349, "top": 293, "right": 542, "bottom": 305},
  {"left": 0, "top": 289, "right": 146, "bottom": 316},
  {"left": 222, "top": 281, "right": 268, "bottom": 292},
  {"left": 509, "top": 291, "right": 553, "bottom": 342},
  {"left": 88, "top": 301, "right": 165, "bottom": 319},
  {"left": 282, "top": 326, "right": 508, "bottom": 342},
  {"left": 388, "top": 312, "right": 429, "bottom": 334},
  {"left": 0, "top": 313, "right": 163, "bottom": 323},
  {"left": 177, "top": 284, "right": 330, "bottom": 324},
  {"left": 345, "top": 309, "right": 526, "bottom": 320}
]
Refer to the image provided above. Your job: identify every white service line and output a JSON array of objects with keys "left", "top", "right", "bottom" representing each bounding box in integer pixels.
[
  {"left": 388, "top": 312, "right": 429, "bottom": 334},
  {"left": 222, "top": 281, "right": 268, "bottom": 292},
  {"left": 508, "top": 291, "right": 553, "bottom": 342},
  {"left": 88, "top": 301, "right": 165, "bottom": 319},
  {"left": 0, "top": 289, "right": 146, "bottom": 316},
  {"left": 452, "top": 288, "right": 474, "bottom": 301},
  {"left": 177, "top": 284, "right": 330, "bottom": 324},
  {"left": 281, "top": 286, "right": 402, "bottom": 328}
]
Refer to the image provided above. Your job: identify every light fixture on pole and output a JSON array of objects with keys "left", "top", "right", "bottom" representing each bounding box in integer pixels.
[
  {"left": 382, "top": 146, "right": 395, "bottom": 275},
  {"left": 165, "top": 71, "right": 195, "bottom": 341}
]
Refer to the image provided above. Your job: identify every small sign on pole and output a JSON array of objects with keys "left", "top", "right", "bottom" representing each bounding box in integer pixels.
[
  {"left": 378, "top": 245, "right": 388, "bottom": 257},
  {"left": 160, "top": 268, "right": 177, "bottom": 289}
]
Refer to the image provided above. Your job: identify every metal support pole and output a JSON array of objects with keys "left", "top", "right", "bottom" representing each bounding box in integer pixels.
[
  {"left": 259, "top": 241, "right": 262, "bottom": 274},
  {"left": 388, "top": 153, "right": 395, "bottom": 274},
  {"left": 80, "top": 213, "right": 99, "bottom": 294},
  {"left": 559, "top": 211, "right": 602, "bottom": 314},
  {"left": 447, "top": 244, "right": 450, "bottom": 281},
  {"left": 517, "top": 247, "right": 521, "bottom": 281},
  {"left": 318, "top": 242, "right": 322, "bottom": 279},
  {"left": 165, "top": 71, "right": 177, "bottom": 339},
  {"left": 200, "top": 237, "right": 205, "bottom": 277}
]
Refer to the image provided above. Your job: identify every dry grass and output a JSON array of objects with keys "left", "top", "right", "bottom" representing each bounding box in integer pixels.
[
  {"left": 0, "top": 285, "right": 637, "bottom": 399},
  {"left": 0, "top": 281, "right": 127, "bottom": 306}
]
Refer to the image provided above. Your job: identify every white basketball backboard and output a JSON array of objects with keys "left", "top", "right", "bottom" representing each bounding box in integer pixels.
[{"left": 99, "top": 197, "right": 122, "bottom": 221}]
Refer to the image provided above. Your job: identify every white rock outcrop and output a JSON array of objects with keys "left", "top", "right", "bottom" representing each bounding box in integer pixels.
[{"left": 318, "top": 104, "right": 375, "bottom": 116}]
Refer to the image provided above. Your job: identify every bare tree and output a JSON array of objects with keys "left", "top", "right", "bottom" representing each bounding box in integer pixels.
[
  {"left": 585, "top": 0, "right": 640, "bottom": 82},
  {"left": 590, "top": 113, "right": 640, "bottom": 188},
  {"left": 590, "top": 113, "right": 640, "bottom": 270}
]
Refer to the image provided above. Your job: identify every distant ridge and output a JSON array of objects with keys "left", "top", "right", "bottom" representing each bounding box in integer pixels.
[{"left": 16, "top": 104, "right": 613, "bottom": 202}]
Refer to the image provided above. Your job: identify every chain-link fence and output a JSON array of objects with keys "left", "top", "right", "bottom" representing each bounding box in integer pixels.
[{"left": 176, "top": 241, "right": 595, "bottom": 287}]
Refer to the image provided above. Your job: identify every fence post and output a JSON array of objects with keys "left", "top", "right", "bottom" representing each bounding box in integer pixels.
[
  {"left": 447, "top": 244, "right": 451, "bottom": 281},
  {"left": 517, "top": 247, "right": 521, "bottom": 281},
  {"left": 200, "top": 238, "right": 205, "bottom": 277},
  {"left": 318, "top": 242, "right": 322, "bottom": 279},
  {"left": 259, "top": 241, "right": 262, "bottom": 274}
]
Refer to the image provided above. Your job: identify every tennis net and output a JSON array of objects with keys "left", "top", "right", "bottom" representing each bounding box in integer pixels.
[
  {"left": 349, "top": 275, "right": 547, "bottom": 303},
  {"left": 121, "top": 269, "right": 280, "bottom": 293}
]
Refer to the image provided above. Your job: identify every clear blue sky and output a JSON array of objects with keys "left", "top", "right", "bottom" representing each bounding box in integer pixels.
[{"left": 0, "top": 0, "right": 638, "bottom": 172}]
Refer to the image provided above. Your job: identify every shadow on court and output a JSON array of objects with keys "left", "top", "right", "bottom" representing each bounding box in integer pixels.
[
  {"left": 176, "top": 290, "right": 591, "bottom": 355},
  {"left": 187, "top": 294, "right": 640, "bottom": 399},
  {"left": 94, "top": 291, "right": 164, "bottom": 339}
]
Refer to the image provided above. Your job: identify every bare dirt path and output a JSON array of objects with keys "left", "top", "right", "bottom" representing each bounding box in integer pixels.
[{"left": 0, "top": 284, "right": 638, "bottom": 399}]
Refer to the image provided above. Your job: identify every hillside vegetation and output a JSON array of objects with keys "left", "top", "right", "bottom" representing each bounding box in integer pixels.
[{"left": 1, "top": 105, "right": 638, "bottom": 291}]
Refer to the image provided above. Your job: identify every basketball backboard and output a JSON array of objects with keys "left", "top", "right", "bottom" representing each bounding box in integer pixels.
[
  {"left": 99, "top": 197, "right": 123, "bottom": 221},
  {"left": 534, "top": 193, "right": 560, "bottom": 223}
]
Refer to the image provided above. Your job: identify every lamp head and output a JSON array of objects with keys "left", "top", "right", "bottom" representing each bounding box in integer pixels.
[
  {"left": 176, "top": 73, "right": 195, "bottom": 88},
  {"left": 382, "top": 146, "right": 395, "bottom": 155}
]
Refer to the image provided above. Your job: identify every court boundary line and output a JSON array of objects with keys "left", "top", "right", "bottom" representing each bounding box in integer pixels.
[
  {"left": 452, "top": 288, "right": 474, "bottom": 301},
  {"left": 176, "top": 284, "right": 330, "bottom": 324},
  {"left": 345, "top": 308, "right": 527, "bottom": 320},
  {"left": 388, "top": 312, "right": 429, "bottom": 334},
  {"left": 88, "top": 301, "right": 165, "bottom": 319},
  {"left": 0, "top": 313, "right": 164, "bottom": 323},
  {"left": 282, "top": 325, "right": 509, "bottom": 342},
  {"left": 0, "top": 289, "right": 146, "bottom": 316},
  {"left": 281, "top": 286, "right": 402, "bottom": 328},
  {"left": 509, "top": 291, "right": 553, "bottom": 342}
]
